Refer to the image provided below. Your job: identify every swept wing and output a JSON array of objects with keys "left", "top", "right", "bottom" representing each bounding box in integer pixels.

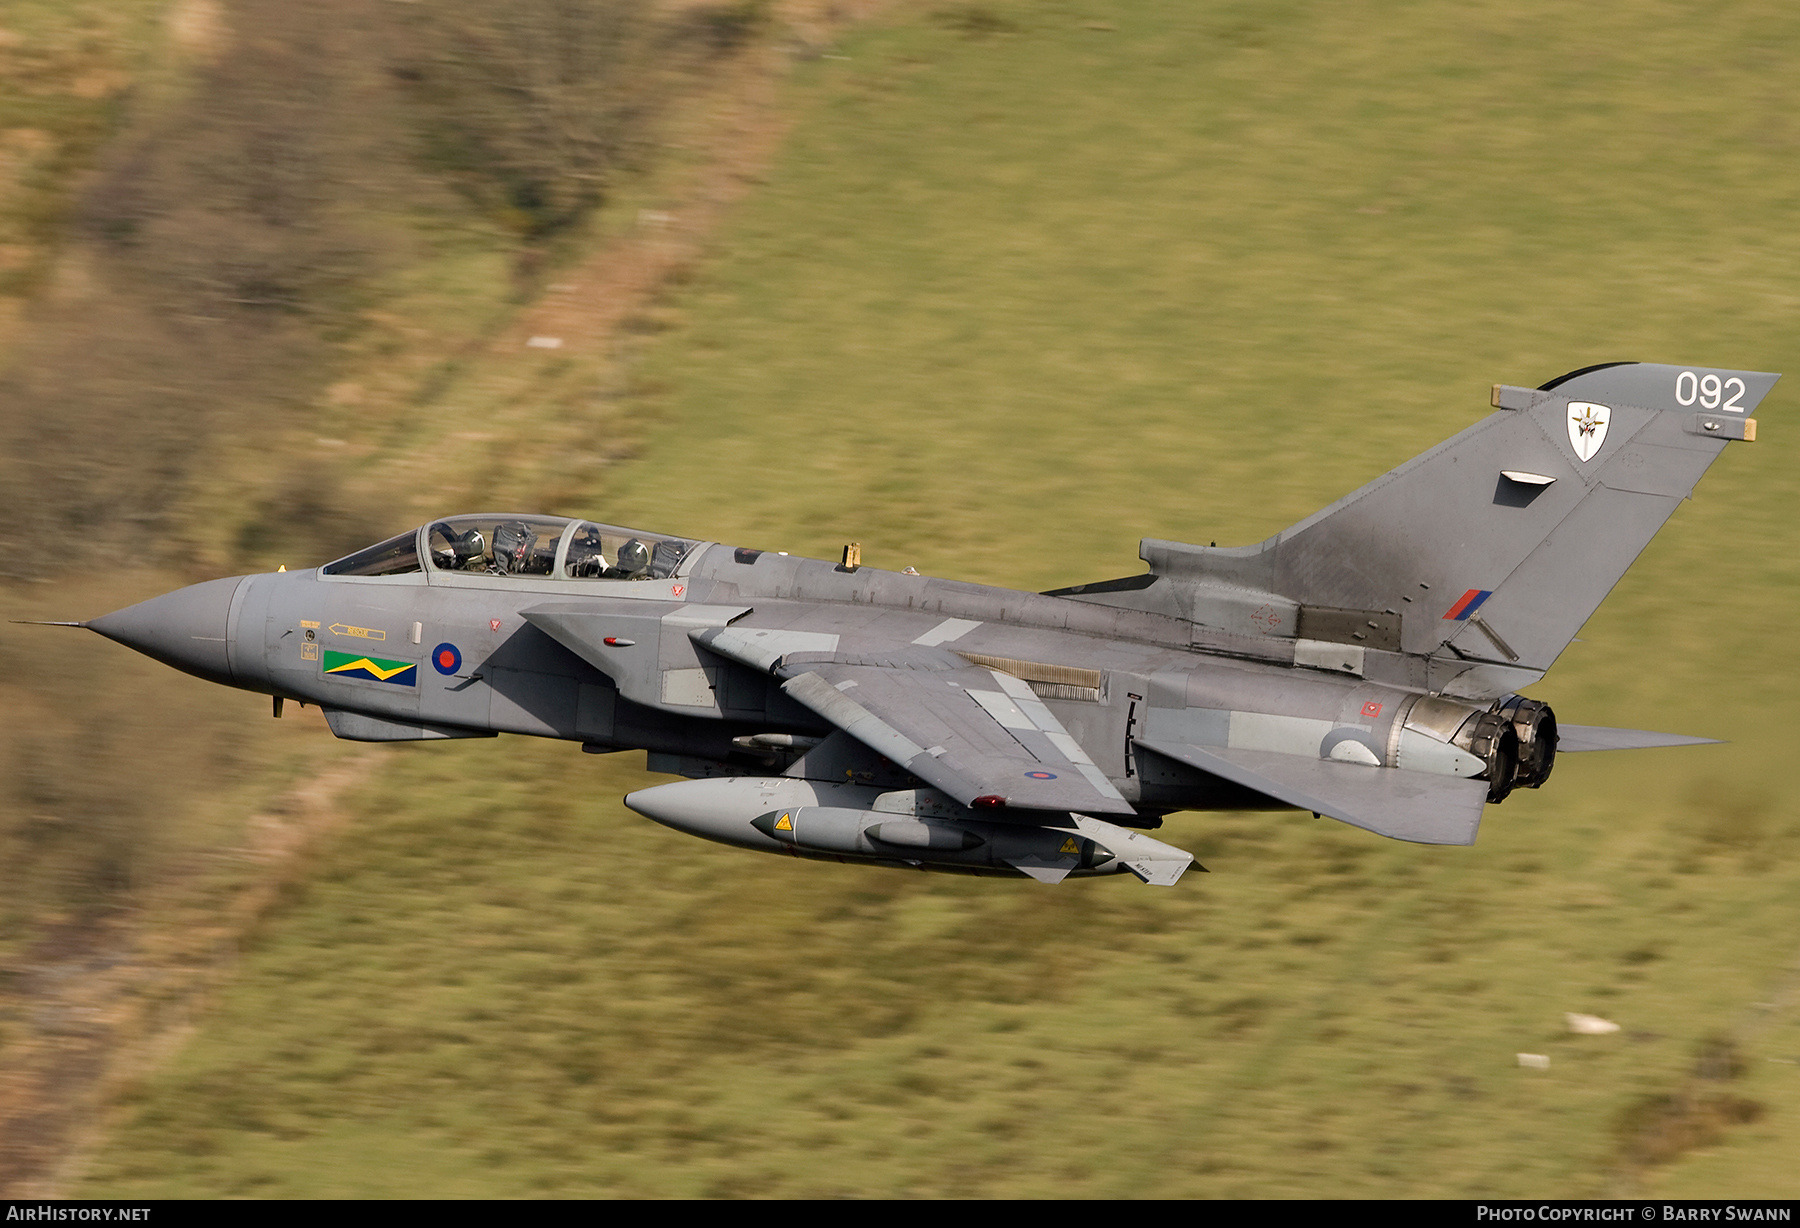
[{"left": 696, "top": 626, "right": 1137, "bottom": 817}]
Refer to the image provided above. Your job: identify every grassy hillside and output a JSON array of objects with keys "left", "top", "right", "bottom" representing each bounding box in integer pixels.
[
  {"left": 69, "top": 0, "right": 1800, "bottom": 1197},
  {"left": 0, "top": 0, "right": 815, "bottom": 1191},
  {"left": 0, "top": 0, "right": 166, "bottom": 310},
  {"left": 0, "top": 0, "right": 792, "bottom": 960}
]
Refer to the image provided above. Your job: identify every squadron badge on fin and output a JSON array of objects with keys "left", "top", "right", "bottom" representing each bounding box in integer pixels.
[{"left": 1567, "top": 400, "right": 1610, "bottom": 462}]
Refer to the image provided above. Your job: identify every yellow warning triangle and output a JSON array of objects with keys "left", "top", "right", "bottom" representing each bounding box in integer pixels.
[
  {"left": 1059, "top": 837, "right": 1079, "bottom": 855},
  {"left": 775, "top": 812, "right": 793, "bottom": 831}
]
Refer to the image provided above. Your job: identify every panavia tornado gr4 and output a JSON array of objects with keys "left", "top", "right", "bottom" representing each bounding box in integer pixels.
[{"left": 63, "top": 362, "right": 1776, "bottom": 887}]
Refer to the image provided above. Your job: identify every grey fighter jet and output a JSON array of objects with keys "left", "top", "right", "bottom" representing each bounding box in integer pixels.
[{"left": 60, "top": 362, "right": 1776, "bottom": 886}]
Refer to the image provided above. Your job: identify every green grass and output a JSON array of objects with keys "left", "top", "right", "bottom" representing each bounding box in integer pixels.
[
  {"left": 76, "top": 0, "right": 1800, "bottom": 1197},
  {"left": 74, "top": 740, "right": 1800, "bottom": 1197},
  {"left": 0, "top": 570, "right": 341, "bottom": 965},
  {"left": 0, "top": 0, "right": 168, "bottom": 302}
]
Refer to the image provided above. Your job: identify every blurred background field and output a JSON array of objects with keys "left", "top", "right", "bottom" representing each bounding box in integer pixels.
[{"left": 2, "top": 0, "right": 1798, "bottom": 1198}]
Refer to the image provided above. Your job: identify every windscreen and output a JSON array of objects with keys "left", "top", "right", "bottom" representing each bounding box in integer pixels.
[{"left": 321, "top": 530, "right": 421, "bottom": 577}]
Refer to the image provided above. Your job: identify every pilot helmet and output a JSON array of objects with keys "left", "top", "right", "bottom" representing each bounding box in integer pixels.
[
  {"left": 615, "top": 538, "right": 651, "bottom": 576},
  {"left": 453, "top": 527, "right": 486, "bottom": 568},
  {"left": 567, "top": 534, "right": 607, "bottom": 578}
]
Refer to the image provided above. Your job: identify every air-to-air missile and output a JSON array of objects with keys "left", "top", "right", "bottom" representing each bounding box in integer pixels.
[{"left": 47, "top": 363, "right": 1775, "bottom": 886}]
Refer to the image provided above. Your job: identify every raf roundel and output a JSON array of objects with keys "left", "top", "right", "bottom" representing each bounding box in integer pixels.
[
  {"left": 432, "top": 642, "right": 462, "bottom": 676},
  {"left": 1024, "top": 770, "right": 1059, "bottom": 780}
]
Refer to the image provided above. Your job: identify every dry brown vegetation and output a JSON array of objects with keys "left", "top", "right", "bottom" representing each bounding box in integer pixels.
[
  {"left": 0, "top": 0, "right": 716, "bottom": 578},
  {"left": 0, "top": 0, "right": 796, "bottom": 903},
  {"left": 1616, "top": 1037, "right": 1767, "bottom": 1171},
  {"left": 0, "top": 0, "right": 868, "bottom": 1193},
  {"left": 0, "top": 0, "right": 679, "bottom": 939}
]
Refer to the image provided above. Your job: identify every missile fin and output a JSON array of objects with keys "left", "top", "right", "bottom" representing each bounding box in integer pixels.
[
  {"left": 1121, "top": 857, "right": 1192, "bottom": 887},
  {"left": 1005, "top": 856, "right": 1075, "bottom": 884},
  {"left": 1061, "top": 814, "right": 1197, "bottom": 886}
]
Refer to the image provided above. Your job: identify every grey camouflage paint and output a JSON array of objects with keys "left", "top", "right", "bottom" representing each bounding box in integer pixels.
[{"left": 77, "top": 363, "right": 1775, "bottom": 884}]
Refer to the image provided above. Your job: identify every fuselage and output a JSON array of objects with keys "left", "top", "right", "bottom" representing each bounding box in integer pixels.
[{"left": 89, "top": 517, "right": 1528, "bottom": 820}]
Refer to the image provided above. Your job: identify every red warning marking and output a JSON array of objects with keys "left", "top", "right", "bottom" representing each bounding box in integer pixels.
[
  {"left": 1361, "top": 701, "right": 1383, "bottom": 719},
  {"left": 672, "top": 584, "right": 686, "bottom": 597},
  {"left": 489, "top": 618, "right": 502, "bottom": 631}
]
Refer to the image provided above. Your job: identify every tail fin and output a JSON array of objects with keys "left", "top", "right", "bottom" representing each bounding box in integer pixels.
[{"left": 1122, "top": 363, "right": 1776, "bottom": 698}]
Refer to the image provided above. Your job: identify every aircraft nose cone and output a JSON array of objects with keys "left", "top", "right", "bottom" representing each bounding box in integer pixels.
[{"left": 88, "top": 575, "right": 247, "bottom": 686}]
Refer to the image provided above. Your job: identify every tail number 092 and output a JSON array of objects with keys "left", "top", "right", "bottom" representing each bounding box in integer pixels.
[{"left": 1675, "top": 370, "right": 1747, "bottom": 412}]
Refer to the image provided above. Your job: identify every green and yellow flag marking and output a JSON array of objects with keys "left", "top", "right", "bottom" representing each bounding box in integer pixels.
[{"left": 322, "top": 649, "right": 417, "bottom": 687}]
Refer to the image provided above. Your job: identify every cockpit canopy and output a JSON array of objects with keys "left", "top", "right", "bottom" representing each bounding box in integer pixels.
[{"left": 321, "top": 516, "right": 700, "bottom": 581}]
